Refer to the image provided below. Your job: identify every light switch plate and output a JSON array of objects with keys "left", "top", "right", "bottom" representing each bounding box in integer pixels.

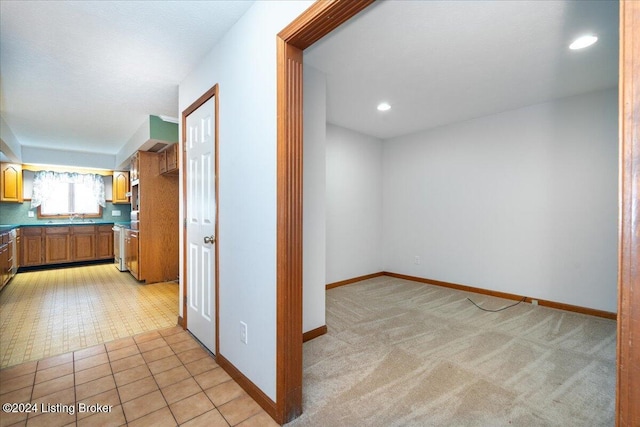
[
  {"left": 112, "top": 210, "right": 121, "bottom": 217},
  {"left": 28, "top": 211, "right": 35, "bottom": 218}
]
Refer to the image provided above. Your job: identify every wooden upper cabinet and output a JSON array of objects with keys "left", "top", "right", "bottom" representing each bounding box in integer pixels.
[
  {"left": 165, "top": 144, "right": 179, "bottom": 174},
  {"left": 158, "top": 144, "right": 179, "bottom": 176},
  {"left": 112, "top": 171, "right": 130, "bottom": 204},
  {"left": 0, "top": 163, "right": 24, "bottom": 203},
  {"left": 130, "top": 153, "right": 139, "bottom": 181},
  {"left": 159, "top": 151, "right": 167, "bottom": 174}
]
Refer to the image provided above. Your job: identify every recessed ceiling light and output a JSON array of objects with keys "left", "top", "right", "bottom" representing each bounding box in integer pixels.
[
  {"left": 377, "top": 102, "right": 391, "bottom": 111},
  {"left": 569, "top": 35, "right": 598, "bottom": 50}
]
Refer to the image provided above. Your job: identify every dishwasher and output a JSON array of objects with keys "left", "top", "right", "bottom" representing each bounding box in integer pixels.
[{"left": 112, "top": 224, "right": 128, "bottom": 271}]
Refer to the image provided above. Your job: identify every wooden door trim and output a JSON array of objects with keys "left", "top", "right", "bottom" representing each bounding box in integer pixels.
[
  {"left": 181, "top": 84, "right": 220, "bottom": 357},
  {"left": 617, "top": 2, "right": 639, "bottom": 426},
  {"left": 275, "top": 0, "right": 374, "bottom": 423}
]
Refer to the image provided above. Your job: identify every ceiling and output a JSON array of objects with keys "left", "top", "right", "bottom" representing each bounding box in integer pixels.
[
  {"left": 0, "top": 0, "right": 254, "bottom": 157},
  {"left": 304, "top": 0, "right": 619, "bottom": 140},
  {"left": 0, "top": 0, "right": 619, "bottom": 161}
]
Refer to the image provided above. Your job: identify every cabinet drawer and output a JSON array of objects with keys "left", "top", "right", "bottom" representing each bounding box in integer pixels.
[
  {"left": 23, "top": 227, "right": 43, "bottom": 236},
  {"left": 46, "top": 227, "right": 70, "bottom": 235},
  {"left": 98, "top": 225, "right": 113, "bottom": 233},
  {"left": 72, "top": 225, "right": 96, "bottom": 234}
]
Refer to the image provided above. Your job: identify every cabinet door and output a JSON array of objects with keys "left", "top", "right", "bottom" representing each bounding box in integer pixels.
[
  {"left": 22, "top": 230, "right": 43, "bottom": 266},
  {"left": 130, "top": 153, "right": 139, "bottom": 181},
  {"left": 0, "top": 163, "right": 23, "bottom": 203},
  {"left": 45, "top": 228, "right": 71, "bottom": 264},
  {"left": 159, "top": 151, "right": 167, "bottom": 174},
  {"left": 112, "top": 171, "right": 130, "bottom": 204},
  {"left": 16, "top": 233, "right": 21, "bottom": 269},
  {"left": 126, "top": 230, "right": 140, "bottom": 279},
  {"left": 166, "top": 144, "right": 178, "bottom": 173},
  {"left": 72, "top": 226, "right": 96, "bottom": 261},
  {"left": 97, "top": 227, "right": 113, "bottom": 259},
  {"left": 0, "top": 243, "right": 8, "bottom": 288}
]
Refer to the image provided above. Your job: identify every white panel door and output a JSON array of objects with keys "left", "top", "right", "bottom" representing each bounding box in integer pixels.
[{"left": 186, "top": 96, "right": 216, "bottom": 353}]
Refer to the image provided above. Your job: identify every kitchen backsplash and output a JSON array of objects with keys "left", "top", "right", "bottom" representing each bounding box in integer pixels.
[{"left": 0, "top": 201, "right": 131, "bottom": 225}]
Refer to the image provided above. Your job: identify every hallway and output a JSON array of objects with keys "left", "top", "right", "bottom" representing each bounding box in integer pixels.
[{"left": 0, "top": 264, "right": 277, "bottom": 425}]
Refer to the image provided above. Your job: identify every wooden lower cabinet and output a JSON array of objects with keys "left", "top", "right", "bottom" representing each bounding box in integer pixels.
[
  {"left": 126, "top": 229, "right": 139, "bottom": 280},
  {"left": 20, "top": 225, "right": 114, "bottom": 267},
  {"left": 22, "top": 227, "right": 44, "bottom": 266},
  {"left": 1, "top": 229, "right": 18, "bottom": 290},
  {"left": 72, "top": 226, "right": 97, "bottom": 261},
  {"left": 97, "top": 226, "right": 114, "bottom": 259},
  {"left": 0, "top": 238, "right": 9, "bottom": 289},
  {"left": 45, "top": 227, "right": 72, "bottom": 264},
  {"left": 15, "top": 229, "right": 21, "bottom": 270}
]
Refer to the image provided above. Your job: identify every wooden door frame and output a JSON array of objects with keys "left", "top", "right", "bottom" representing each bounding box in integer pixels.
[
  {"left": 275, "top": 1, "right": 374, "bottom": 422},
  {"left": 276, "top": 0, "right": 639, "bottom": 425},
  {"left": 616, "top": 2, "right": 639, "bottom": 426},
  {"left": 181, "top": 84, "right": 220, "bottom": 357}
]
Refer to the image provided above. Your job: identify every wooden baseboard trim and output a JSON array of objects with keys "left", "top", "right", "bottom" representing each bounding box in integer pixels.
[
  {"left": 303, "top": 325, "right": 327, "bottom": 342},
  {"left": 382, "top": 272, "right": 617, "bottom": 320},
  {"left": 216, "top": 354, "right": 278, "bottom": 422},
  {"left": 326, "top": 272, "right": 384, "bottom": 289},
  {"left": 530, "top": 298, "right": 617, "bottom": 320},
  {"left": 177, "top": 316, "right": 183, "bottom": 327}
]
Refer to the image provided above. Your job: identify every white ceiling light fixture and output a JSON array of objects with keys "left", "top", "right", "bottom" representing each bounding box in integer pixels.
[
  {"left": 377, "top": 102, "right": 391, "bottom": 111},
  {"left": 569, "top": 34, "right": 598, "bottom": 50}
]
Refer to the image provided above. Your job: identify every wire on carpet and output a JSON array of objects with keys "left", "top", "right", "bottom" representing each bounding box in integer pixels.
[{"left": 467, "top": 296, "right": 527, "bottom": 312}]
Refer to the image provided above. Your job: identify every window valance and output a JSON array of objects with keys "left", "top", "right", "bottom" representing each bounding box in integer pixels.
[{"left": 31, "top": 171, "right": 106, "bottom": 209}]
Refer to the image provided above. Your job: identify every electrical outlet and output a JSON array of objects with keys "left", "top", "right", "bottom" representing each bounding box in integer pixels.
[
  {"left": 28, "top": 211, "right": 35, "bottom": 218},
  {"left": 414, "top": 256, "right": 421, "bottom": 265},
  {"left": 240, "top": 321, "right": 248, "bottom": 344},
  {"left": 112, "top": 210, "right": 121, "bottom": 217}
]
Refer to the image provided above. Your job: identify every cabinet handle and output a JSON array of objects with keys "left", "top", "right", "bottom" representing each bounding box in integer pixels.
[{"left": 204, "top": 236, "right": 215, "bottom": 244}]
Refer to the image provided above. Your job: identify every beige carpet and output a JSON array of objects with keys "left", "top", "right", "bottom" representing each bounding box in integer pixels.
[{"left": 288, "top": 276, "right": 616, "bottom": 426}]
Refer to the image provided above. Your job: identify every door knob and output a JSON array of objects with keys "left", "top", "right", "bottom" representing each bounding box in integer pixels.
[{"left": 204, "top": 235, "right": 215, "bottom": 244}]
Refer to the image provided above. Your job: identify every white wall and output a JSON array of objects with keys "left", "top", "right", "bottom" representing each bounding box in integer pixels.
[
  {"left": 178, "top": 0, "right": 314, "bottom": 401},
  {"left": 21, "top": 146, "right": 115, "bottom": 170},
  {"left": 303, "top": 64, "right": 326, "bottom": 333},
  {"left": 382, "top": 89, "right": 618, "bottom": 313},
  {"left": 0, "top": 116, "right": 22, "bottom": 163},
  {"left": 326, "top": 124, "right": 383, "bottom": 284}
]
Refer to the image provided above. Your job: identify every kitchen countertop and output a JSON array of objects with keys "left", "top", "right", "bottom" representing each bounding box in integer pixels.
[{"left": 0, "top": 222, "right": 130, "bottom": 232}]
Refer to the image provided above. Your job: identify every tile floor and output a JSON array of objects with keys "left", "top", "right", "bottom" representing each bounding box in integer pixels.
[
  {"left": 0, "top": 326, "right": 278, "bottom": 426},
  {"left": 0, "top": 264, "right": 179, "bottom": 368},
  {"left": 0, "top": 264, "right": 276, "bottom": 425}
]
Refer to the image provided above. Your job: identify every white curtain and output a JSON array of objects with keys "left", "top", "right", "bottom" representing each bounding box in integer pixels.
[{"left": 31, "top": 171, "right": 106, "bottom": 208}]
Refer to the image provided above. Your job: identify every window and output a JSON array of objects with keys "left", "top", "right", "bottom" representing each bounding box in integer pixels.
[
  {"left": 31, "top": 171, "right": 106, "bottom": 217},
  {"left": 39, "top": 182, "right": 101, "bottom": 216}
]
